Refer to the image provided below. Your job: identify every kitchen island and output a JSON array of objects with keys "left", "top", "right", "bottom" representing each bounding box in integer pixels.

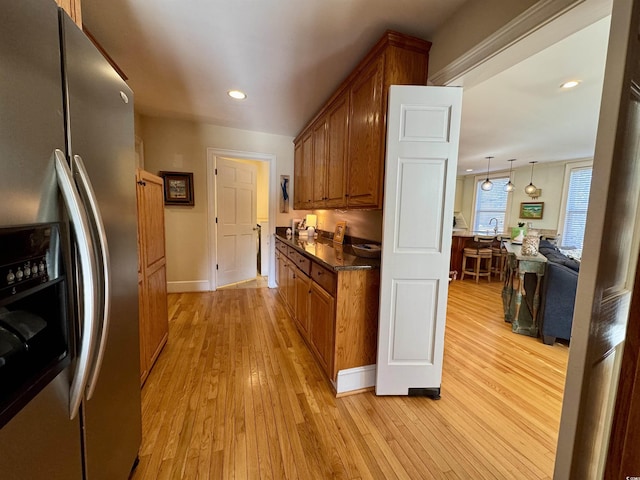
[{"left": 275, "top": 233, "right": 380, "bottom": 395}]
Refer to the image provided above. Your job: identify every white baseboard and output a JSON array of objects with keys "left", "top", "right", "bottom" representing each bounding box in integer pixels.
[
  {"left": 166, "top": 280, "right": 210, "bottom": 293},
  {"left": 335, "top": 364, "right": 376, "bottom": 394}
]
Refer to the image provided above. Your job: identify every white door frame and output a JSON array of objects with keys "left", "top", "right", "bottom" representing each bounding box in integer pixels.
[{"left": 206, "top": 148, "right": 277, "bottom": 291}]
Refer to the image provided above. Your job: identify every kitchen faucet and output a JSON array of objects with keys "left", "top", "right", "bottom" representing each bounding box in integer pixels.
[{"left": 489, "top": 217, "right": 499, "bottom": 235}]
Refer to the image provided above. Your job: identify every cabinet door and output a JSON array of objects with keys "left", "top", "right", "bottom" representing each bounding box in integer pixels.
[
  {"left": 347, "top": 56, "right": 384, "bottom": 208},
  {"left": 138, "top": 276, "right": 148, "bottom": 384},
  {"left": 312, "top": 119, "right": 327, "bottom": 207},
  {"left": 294, "top": 132, "right": 314, "bottom": 209},
  {"left": 277, "top": 252, "right": 287, "bottom": 301},
  {"left": 325, "top": 94, "right": 348, "bottom": 208},
  {"left": 293, "top": 142, "right": 304, "bottom": 209},
  {"left": 143, "top": 262, "right": 169, "bottom": 370},
  {"left": 294, "top": 269, "right": 311, "bottom": 337},
  {"left": 309, "top": 282, "right": 335, "bottom": 377},
  {"left": 136, "top": 169, "right": 169, "bottom": 384},
  {"left": 286, "top": 262, "right": 297, "bottom": 312}
]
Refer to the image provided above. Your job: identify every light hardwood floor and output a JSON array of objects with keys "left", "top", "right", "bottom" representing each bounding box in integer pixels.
[{"left": 132, "top": 278, "right": 569, "bottom": 479}]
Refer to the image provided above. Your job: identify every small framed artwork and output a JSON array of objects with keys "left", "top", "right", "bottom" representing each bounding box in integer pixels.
[
  {"left": 520, "top": 202, "right": 544, "bottom": 220},
  {"left": 159, "top": 171, "right": 194, "bottom": 206},
  {"left": 333, "top": 221, "right": 347, "bottom": 244}
]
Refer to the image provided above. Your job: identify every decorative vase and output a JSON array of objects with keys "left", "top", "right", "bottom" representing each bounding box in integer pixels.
[
  {"left": 511, "top": 226, "right": 527, "bottom": 244},
  {"left": 521, "top": 230, "right": 540, "bottom": 256}
]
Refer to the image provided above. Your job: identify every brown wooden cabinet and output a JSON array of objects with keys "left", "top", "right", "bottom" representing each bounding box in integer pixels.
[
  {"left": 293, "top": 30, "right": 431, "bottom": 210},
  {"left": 136, "top": 169, "right": 169, "bottom": 386},
  {"left": 309, "top": 281, "right": 336, "bottom": 377},
  {"left": 274, "top": 238, "right": 379, "bottom": 391},
  {"left": 346, "top": 56, "right": 384, "bottom": 208},
  {"left": 294, "top": 132, "right": 314, "bottom": 210},
  {"left": 294, "top": 269, "right": 311, "bottom": 337},
  {"left": 55, "top": 0, "right": 81, "bottom": 28},
  {"left": 450, "top": 235, "right": 469, "bottom": 275},
  {"left": 325, "top": 94, "right": 349, "bottom": 208},
  {"left": 312, "top": 119, "right": 327, "bottom": 206}
]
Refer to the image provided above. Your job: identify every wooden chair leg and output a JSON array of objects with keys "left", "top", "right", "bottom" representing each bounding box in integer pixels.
[
  {"left": 461, "top": 255, "right": 467, "bottom": 280},
  {"left": 475, "top": 256, "right": 480, "bottom": 283}
]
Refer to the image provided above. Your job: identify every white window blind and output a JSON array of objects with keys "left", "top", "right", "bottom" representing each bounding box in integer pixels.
[
  {"left": 561, "top": 167, "right": 592, "bottom": 249},
  {"left": 473, "top": 177, "right": 509, "bottom": 233}
]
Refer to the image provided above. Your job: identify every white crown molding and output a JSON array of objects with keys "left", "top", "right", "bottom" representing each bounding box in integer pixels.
[{"left": 429, "top": 0, "right": 586, "bottom": 86}]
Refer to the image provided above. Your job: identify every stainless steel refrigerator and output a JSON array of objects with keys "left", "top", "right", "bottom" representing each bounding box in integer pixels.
[{"left": 0, "top": 0, "right": 142, "bottom": 478}]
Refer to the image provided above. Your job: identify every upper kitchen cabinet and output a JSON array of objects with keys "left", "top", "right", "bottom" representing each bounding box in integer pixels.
[
  {"left": 294, "top": 131, "right": 314, "bottom": 210},
  {"left": 55, "top": 0, "right": 82, "bottom": 28},
  {"left": 293, "top": 30, "right": 431, "bottom": 210}
]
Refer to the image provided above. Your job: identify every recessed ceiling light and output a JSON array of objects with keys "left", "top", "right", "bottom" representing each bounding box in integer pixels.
[
  {"left": 465, "top": 168, "right": 473, "bottom": 172},
  {"left": 560, "top": 80, "right": 580, "bottom": 89},
  {"left": 228, "top": 90, "right": 247, "bottom": 100}
]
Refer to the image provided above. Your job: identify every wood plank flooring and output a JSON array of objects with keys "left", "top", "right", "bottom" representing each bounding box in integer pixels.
[{"left": 131, "top": 278, "right": 569, "bottom": 479}]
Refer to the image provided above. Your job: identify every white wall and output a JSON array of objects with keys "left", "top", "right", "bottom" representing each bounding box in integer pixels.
[
  {"left": 139, "top": 115, "right": 303, "bottom": 289},
  {"left": 428, "top": 0, "right": 538, "bottom": 76},
  {"left": 457, "top": 159, "right": 591, "bottom": 234}
]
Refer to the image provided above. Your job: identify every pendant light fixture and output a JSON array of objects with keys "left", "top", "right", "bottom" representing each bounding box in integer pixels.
[
  {"left": 504, "top": 159, "right": 516, "bottom": 192},
  {"left": 480, "top": 156, "right": 494, "bottom": 191},
  {"left": 524, "top": 161, "right": 538, "bottom": 195}
]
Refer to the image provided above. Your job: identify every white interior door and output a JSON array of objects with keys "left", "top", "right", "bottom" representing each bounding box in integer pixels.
[
  {"left": 376, "top": 85, "right": 462, "bottom": 396},
  {"left": 216, "top": 157, "right": 257, "bottom": 287}
]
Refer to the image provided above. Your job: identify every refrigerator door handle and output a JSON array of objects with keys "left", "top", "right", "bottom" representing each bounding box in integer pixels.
[
  {"left": 53, "top": 149, "right": 99, "bottom": 420},
  {"left": 72, "top": 154, "right": 111, "bottom": 400}
]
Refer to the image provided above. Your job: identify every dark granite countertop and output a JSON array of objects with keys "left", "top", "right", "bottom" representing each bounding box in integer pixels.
[{"left": 275, "top": 233, "right": 380, "bottom": 272}]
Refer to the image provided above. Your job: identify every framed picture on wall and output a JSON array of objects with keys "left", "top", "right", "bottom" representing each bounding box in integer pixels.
[
  {"left": 519, "top": 201, "right": 544, "bottom": 219},
  {"left": 159, "top": 171, "right": 195, "bottom": 206}
]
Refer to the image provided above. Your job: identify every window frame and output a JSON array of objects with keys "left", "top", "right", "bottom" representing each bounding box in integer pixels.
[
  {"left": 470, "top": 173, "right": 513, "bottom": 235},
  {"left": 557, "top": 159, "right": 593, "bottom": 249}
]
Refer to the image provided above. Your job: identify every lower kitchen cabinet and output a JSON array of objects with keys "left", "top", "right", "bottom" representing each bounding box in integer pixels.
[
  {"left": 309, "top": 281, "right": 335, "bottom": 377},
  {"left": 275, "top": 238, "right": 379, "bottom": 392},
  {"left": 294, "top": 270, "right": 311, "bottom": 337}
]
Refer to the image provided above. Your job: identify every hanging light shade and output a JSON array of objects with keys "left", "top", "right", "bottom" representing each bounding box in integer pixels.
[
  {"left": 504, "top": 159, "right": 516, "bottom": 192},
  {"left": 480, "top": 156, "right": 494, "bottom": 191},
  {"left": 524, "top": 161, "right": 538, "bottom": 194}
]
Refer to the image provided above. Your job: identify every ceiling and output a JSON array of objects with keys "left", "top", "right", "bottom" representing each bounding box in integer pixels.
[{"left": 81, "top": 0, "right": 610, "bottom": 175}]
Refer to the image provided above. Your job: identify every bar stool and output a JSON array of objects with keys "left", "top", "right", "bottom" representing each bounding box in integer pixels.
[
  {"left": 491, "top": 236, "right": 509, "bottom": 281},
  {"left": 460, "top": 237, "right": 493, "bottom": 283}
]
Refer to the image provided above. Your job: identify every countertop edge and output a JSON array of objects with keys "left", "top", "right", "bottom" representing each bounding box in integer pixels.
[{"left": 275, "top": 234, "right": 380, "bottom": 272}]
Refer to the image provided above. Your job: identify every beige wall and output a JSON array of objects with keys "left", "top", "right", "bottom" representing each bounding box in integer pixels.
[
  {"left": 314, "top": 209, "right": 383, "bottom": 243},
  {"left": 457, "top": 159, "right": 592, "bottom": 235},
  {"left": 139, "top": 114, "right": 301, "bottom": 289}
]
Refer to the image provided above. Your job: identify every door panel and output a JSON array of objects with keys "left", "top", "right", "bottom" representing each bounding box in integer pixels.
[
  {"left": 376, "top": 86, "right": 462, "bottom": 396},
  {"left": 216, "top": 158, "right": 257, "bottom": 287},
  {"left": 61, "top": 12, "right": 142, "bottom": 480}
]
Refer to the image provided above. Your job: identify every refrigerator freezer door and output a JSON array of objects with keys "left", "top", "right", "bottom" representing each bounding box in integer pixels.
[
  {"left": 60, "top": 12, "right": 142, "bottom": 480},
  {"left": 0, "top": 0, "right": 83, "bottom": 478},
  {"left": 0, "top": 0, "right": 65, "bottom": 226},
  {"left": 0, "top": 370, "right": 83, "bottom": 480}
]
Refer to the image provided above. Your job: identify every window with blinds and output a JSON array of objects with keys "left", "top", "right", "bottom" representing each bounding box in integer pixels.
[
  {"left": 561, "top": 166, "right": 592, "bottom": 249},
  {"left": 473, "top": 177, "right": 510, "bottom": 233}
]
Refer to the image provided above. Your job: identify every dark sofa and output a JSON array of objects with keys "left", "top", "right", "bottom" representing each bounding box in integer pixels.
[{"left": 536, "top": 240, "right": 580, "bottom": 345}]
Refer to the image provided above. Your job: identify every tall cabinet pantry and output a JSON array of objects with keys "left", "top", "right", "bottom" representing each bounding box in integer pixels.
[{"left": 136, "top": 169, "right": 169, "bottom": 385}]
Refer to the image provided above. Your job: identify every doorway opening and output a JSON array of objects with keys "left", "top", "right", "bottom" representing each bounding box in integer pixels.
[{"left": 206, "top": 148, "right": 277, "bottom": 291}]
